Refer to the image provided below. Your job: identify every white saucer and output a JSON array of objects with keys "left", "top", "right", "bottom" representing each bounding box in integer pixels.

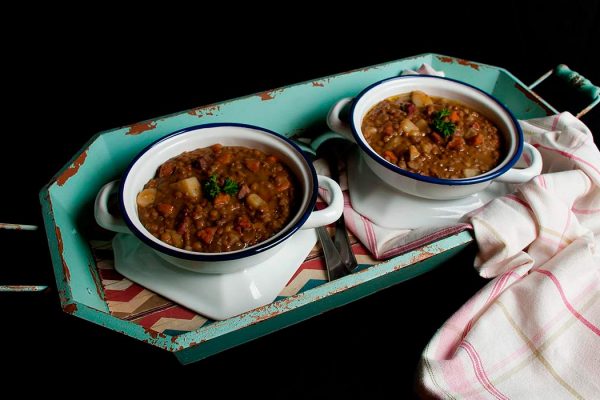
[
  {"left": 112, "top": 229, "right": 317, "bottom": 321},
  {"left": 347, "top": 149, "right": 513, "bottom": 230}
]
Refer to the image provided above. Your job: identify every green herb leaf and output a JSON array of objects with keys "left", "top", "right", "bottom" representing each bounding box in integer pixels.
[
  {"left": 437, "top": 108, "right": 451, "bottom": 118},
  {"left": 223, "top": 177, "right": 239, "bottom": 195},
  {"left": 204, "top": 175, "right": 221, "bottom": 199},
  {"left": 204, "top": 175, "right": 239, "bottom": 199},
  {"left": 432, "top": 108, "right": 456, "bottom": 138}
]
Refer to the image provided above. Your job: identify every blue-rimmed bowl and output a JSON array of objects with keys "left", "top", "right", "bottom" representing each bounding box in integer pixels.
[
  {"left": 327, "top": 75, "right": 542, "bottom": 200},
  {"left": 94, "top": 123, "right": 343, "bottom": 274}
]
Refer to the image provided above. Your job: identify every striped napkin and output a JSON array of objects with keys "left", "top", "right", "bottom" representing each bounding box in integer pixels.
[{"left": 417, "top": 112, "right": 600, "bottom": 398}]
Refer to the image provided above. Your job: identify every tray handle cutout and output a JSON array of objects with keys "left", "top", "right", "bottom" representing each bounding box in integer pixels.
[
  {"left": 529, "top": 64, "right": 600, "bottom": 118},
  {"left": 0, "top": 223, "right": 48, "bottom": 293}
]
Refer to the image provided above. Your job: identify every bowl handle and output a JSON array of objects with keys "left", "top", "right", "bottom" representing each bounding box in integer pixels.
[
  {"left": 326, "top": 97, "right": 355, "bottom": 142},
  {"left": 302, "top": 176, "right": 344, "bottom": 230},
  {"left": 94, "top": 180, "right": 130, "bottom": 233},
  {"left": 495, "top": 143, "right": 543, "bottom": 183}
]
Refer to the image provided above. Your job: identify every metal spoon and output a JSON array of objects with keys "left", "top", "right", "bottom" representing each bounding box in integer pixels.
[
  {"left": 291, "top": 138, "right": 349, "bottom": 281},
  {"left": 314, "top": 137, "right": 358, "bottom": 273}
]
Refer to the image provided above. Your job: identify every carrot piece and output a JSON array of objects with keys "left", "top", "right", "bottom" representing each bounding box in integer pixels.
[
  {"left": 449, "top": 111, "right": 460, "bottom": 123},
  {"left": 446, "top": 136, "right": 465, "bottom": 150},
  {"left": 213, "top": 193, "right": 230, "bottom": 207},
  {"left": 197, "top": 227, "right": 218, "bottom": 244},
  {"left": 216, "top": 152, "right": 233, "bottom": 164},
  {"left": 157, "top": 203, "right": 174, "bottom": 216},
  {"left": 265, "top": 155, "right": 278, "bottom": 164},
  {"left": 245, "top": 158, "right": 261, "bottom": 172},
  {"left": 274, "top": 174, "right": 291, "bottom": 192},
  {"left": 469, "top": 133, "right": 484, "bottom": 146},
  {"left": 275, "top": 178, "right": 290, "bottom": 192},
  {"left": 383, "top": 124, "right": 394, "bottom": 136},
  {"left": 383, "top": 150, "right": 398, "bottom": 164},
  {"left": 236, "top": 216, "right": 252, "bottom": 231}
]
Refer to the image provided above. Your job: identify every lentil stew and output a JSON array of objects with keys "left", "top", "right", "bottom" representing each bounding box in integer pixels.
[
  {"left": 136, "top": 144, "right": 298, "bottom": 253},
  {"left": 361, "top": 91, "right": 504, "bottom": 179}
]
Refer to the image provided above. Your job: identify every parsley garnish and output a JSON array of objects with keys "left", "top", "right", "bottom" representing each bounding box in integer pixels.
[
  {"left": 223, "top": 178, "right": 239, "bottom": 195},
  {"left": 204, "top": 175, "right": 239, "bottom": 199},
  {"left": 432, "top": 108, "right": 456, "bottom": 138},
  {"left": 204, "top": 175, "right": 221, "bottom": 199}
]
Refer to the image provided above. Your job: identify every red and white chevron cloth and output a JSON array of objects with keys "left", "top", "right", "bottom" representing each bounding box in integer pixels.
[{"left": 417, "top": 112, "right": 600, "bottom": 398}]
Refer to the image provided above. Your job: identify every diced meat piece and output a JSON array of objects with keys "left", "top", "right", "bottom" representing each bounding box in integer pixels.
[
  {"left": 431, "top": 132, "right": 444, "bottom": 144},
  {"left": 383, "top": 150, "right": 398, "bottom": 164},
  {"left": 158, "top": 162, "right": 175, "bottom": 177},
  {"left": 197, "top": 227, "right": 218, "bottom": 245},
  {"left": 192, "top": 155, "right": 213, "bottom": 171},
  {"left": 237, "top": 184, "right": 250, "bottom": 199}
]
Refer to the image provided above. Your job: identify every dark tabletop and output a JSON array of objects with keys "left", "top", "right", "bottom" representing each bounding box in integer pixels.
[{"left": 2, "top": 5, "right": 599, "bottom": 397}]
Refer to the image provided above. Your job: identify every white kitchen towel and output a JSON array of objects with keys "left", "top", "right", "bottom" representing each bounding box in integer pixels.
[{"left": 416, "top": 111, "right": 600, "bottom": 398}]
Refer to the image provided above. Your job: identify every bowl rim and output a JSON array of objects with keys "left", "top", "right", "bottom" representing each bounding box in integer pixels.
[
  {"left": 118, "top": 123, "right": 318, "bottom": 261},
  {"left": 350, "top": 74, "right": 524, "bottom": 186}
]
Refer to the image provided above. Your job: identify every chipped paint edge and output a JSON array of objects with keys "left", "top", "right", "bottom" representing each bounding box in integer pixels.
[
  {"left": 174, "top": 236, "right": 473, "bottom": 362},
  {"left": 39, "top": 186, "right": 74, "bottom": 309},
  {"left": 170, "top": 231, "right": 474, "bottom": 352},
  {"left": 0, "top": 285, "right": 48, "bottom": 292},
  {"left": 432, "top": 54, "right": 558, "bottom": 115},
  {"left": 40, "top": 186, "right": 175, "bottom": 348}
]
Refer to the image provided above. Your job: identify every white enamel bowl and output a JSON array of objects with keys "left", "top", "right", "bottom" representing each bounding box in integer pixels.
[
  {"left": 327, "top": 75, "right": 542, "bottom": 200},
  {"left": 94, "top": 123, "right": 343, "bottom": 274}
]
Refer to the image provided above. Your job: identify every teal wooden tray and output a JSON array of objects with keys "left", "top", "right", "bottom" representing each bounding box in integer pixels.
[{"left": 39, "top": 53, "right": 555, "bottom": 363}]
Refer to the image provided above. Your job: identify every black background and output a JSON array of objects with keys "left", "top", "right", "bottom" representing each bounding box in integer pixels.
[{"left": 2, "top": 3, "right": 599, "bottom": 397}]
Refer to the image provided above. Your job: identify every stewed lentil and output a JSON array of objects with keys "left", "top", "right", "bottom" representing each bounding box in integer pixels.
[
  {"left": 137, "top": 144, "right": 298, "bottom": 253},
  {"left": 361, "top": 91, "right": 504, "bottom": 179}
]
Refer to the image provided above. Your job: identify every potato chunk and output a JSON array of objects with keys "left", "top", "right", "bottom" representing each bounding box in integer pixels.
[
  {"left": 408, "top": 145, "right": 421, "bottom": 161},
  {"left": 136, "top": 188, "right": 157, "bottom": 207},
  {"left": 411, "top": 90, "right": 433, "bottom": 107},
  {"left": 463, "top": 168, "right": 481, "bottom": 178},
  {"left": 246, "top": 193, "right": 268, "bottom": 211},
  {"left": 400, "top": 118, "right": 419, "bottom": 134},
  {"left": 174, "top": 177, "right": 201, "bottom": 199}
]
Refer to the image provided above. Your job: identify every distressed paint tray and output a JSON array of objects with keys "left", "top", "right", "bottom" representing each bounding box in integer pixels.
[{"left": 40, "top": 53, "right": 554, "bottom": 363}]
